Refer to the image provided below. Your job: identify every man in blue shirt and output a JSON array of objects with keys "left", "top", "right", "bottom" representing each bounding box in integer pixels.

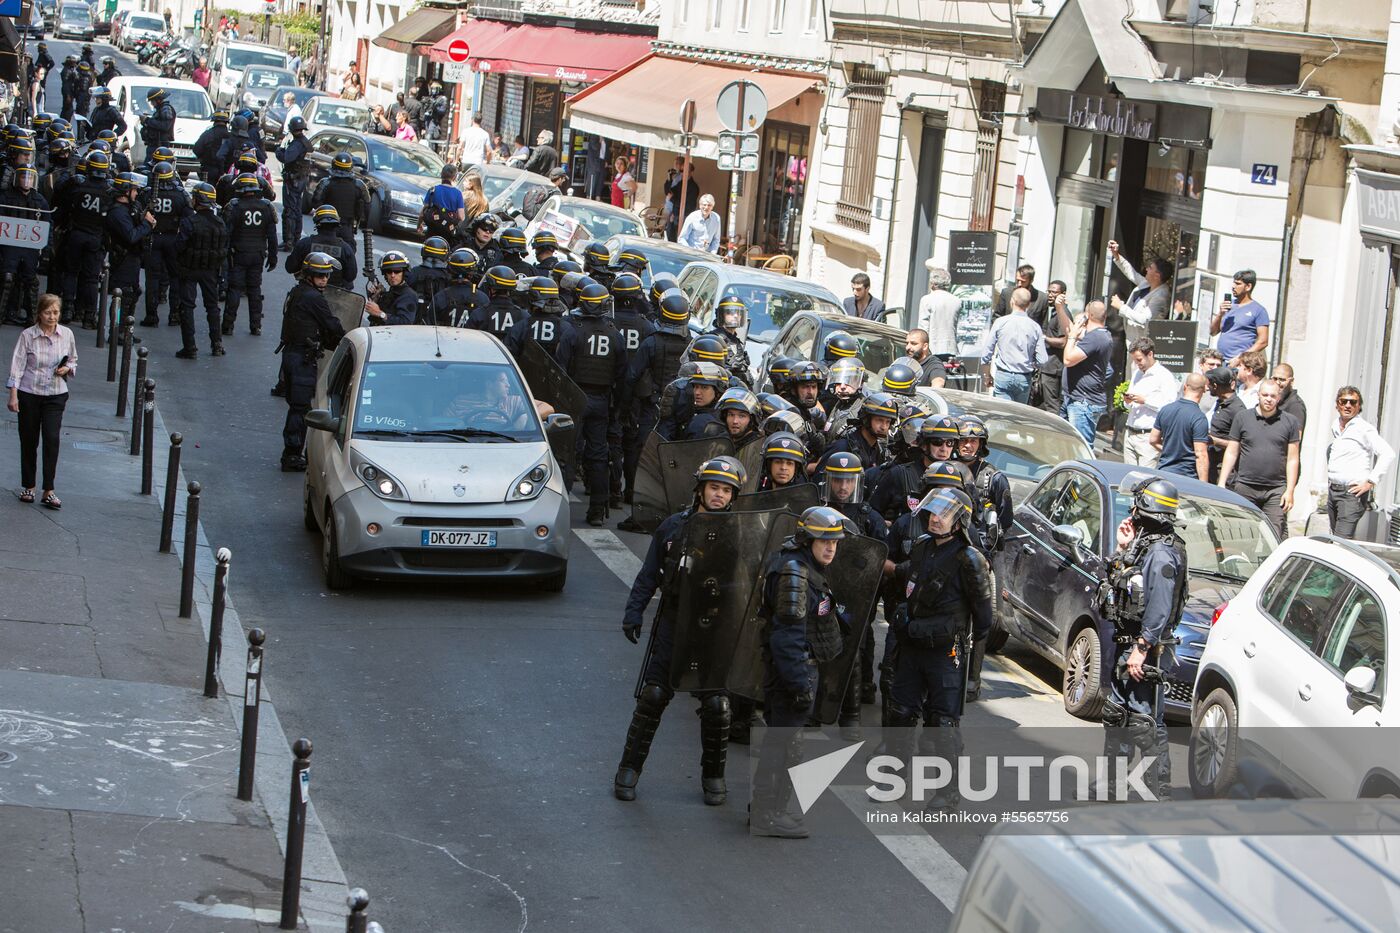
[
  {"left": 979, "top": 287, "right": 1046, "bottom": 404},
  {"left": 419, "top": 164, "right": 465, "bottom": 240},
  {"left": 1060, "top": 300, "right": 1114, "bottom": 446},
  {"left": 1151, "top": 372, "right": 1210, "bottom": 481},
  {"left": 1210, "top": 269, "right": 1270, "bottom": 366}
]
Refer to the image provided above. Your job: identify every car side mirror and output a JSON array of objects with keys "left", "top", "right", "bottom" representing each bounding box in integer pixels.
[
  {"left": 1344, "top": 665, "right": 1381, "bottom": 707},
  {"left": 1051, "top": 523, "right": 1087, "bottom": 563},
  {"left": 305, "top": 409, "right": 340, "bottom": 433},
  {"left": 544, "top": 413, "right": 574, "bottom": 435}
]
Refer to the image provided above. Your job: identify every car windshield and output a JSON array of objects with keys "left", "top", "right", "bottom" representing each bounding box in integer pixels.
[
  {"left": 131, "top": 86, "right": 212, "bottom": 119},
  {"left": 724, "top": 285, "right": 842, "bottom": 341},
  {"left": 478, "top": 172, "right": 514, "bottom": 201},
  {"left": 316, "top": 102, "right": 367, "bottom": 128},
  {"left": 129, "top": 13, "right": 163, "bottom": 29},
  {"left": 246, "top": 68, "right": 292, "bottom": 89},
  {"left": 369, "top": 142, "right": 442, "bottom": 177},
  {"left": 1112, "top": 487, "right": 1278, "bottom": 581},
  {"left": 60, "top": 5, "right": 88, "bottom": 22},
  {"left": 986, "top": 418, "right": 1093, "bottom": 483},
  {"left": 354, "top": 361, "right": 543, "bottom": 441},
  {"left": 226, "top": 48, "right": 287, "bottom": 72},
  {"left": 269, "top": 87, "right": 319, "bottom": 110},
  {"left": 554, "top": 201, "right": 645, "bottom": 239}
]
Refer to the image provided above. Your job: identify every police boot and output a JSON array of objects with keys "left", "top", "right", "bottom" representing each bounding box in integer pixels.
[
  {"left": 728, "top": 697, "right": 764, "bottom": 745},
  {"left": 616, "top": 513, "right": 646, "bottom": 534},
  {"left": 965, "top": 635, "right": 987, "bottom": 703},
  {"left": 751, "top": 734, "right": 809, "bottom": 838},
  {"left": 1127, "top": 709, "right": 1171, "bottom": 802},
  {"left": 922, "top": 717, "right": 963, "bottom": 812},
  {"left": 0, "top": 273, "right": 15, "bottom": 325},
  {"left": 221, "top": 314, "right": 235, "bottom": 336},
  {"left": 698, "top": 694, "right": 731, "bottom": 806},
  {"left": 614, "top": 684, "right": 667, "bottom": 802},
  {"left": 1084, "top": 700, "right": 1133, "bottom": 802},
  {"left": 586, "top": 503, "right": 606, "bottom": 528},
  {"left": 280, "top": 448, "right": 308, "bottom": 472}
]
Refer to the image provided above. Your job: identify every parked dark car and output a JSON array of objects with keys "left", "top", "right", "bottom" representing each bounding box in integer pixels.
[
  {"left": 302, "top": 129, "right": 444, "bottom": 236},
  {"left": 993, "top": 460, "right": 1278, "bottom": 722},
  {"left": 234, "top": 66, "right": 297, "bottom": 114},
  {"left": 602, "top": 234, "right": 715, "bottom": 291},
  {"left": 260, "top": 86, "right": 326, "bottom": 143}
]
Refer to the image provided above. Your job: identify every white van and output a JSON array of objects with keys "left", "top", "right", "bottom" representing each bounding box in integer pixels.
[{"left": 209, "top": 37, "right": 289, "bottom": 109}]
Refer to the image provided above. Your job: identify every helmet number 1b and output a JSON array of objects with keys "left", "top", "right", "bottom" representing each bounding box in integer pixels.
[
  {"left": 588, "top": 334, "right": 611, "bottom": 356},
  {"left": 533, "top": 320, "right": 555, "bottom": 342},
  {"left": 622, "top": 329, "right": 640, "bottom": 351}
]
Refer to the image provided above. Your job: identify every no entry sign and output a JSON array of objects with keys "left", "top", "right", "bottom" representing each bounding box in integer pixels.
[{"left": 447, "top": 38, "right": 470, "bottom": 63}]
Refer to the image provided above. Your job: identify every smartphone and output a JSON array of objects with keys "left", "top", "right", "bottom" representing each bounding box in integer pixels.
[{"left": 53, "top": 354, "right": 69, "bottom": 375}]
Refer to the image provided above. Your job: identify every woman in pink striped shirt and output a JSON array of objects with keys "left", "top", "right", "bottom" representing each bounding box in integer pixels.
[{"left": 7, "top": 294, "right": 75, "bottom": 509}]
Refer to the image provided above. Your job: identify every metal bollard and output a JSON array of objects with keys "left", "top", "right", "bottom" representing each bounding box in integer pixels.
[
  {"left": 128, "top": 348, "right": 149, "bottom": 445},
  {"left": 236, "top": 627, "right": 265, "bottom": 801},
  {"left": 159, "top": 434, "right": 183, "bottom": 553},
  {"left": 346, "top": 888, "right": 370, "bottom": 933},
  {"left": 178, "top": 481, "right": 201, "bottom": 618},
  {"left": 279, "top": 738, "right": 313, "bottom": 931},
  {"left": 95, "top": 267, "right": 109, "bottom": 349},
  {"left": 140, "top": 381, "right": 156, "bottom": 494},
  {"left": 204, "top": 548, "right": 231, "bottom": 698},
  {"left": 105, "top": 290, "right": 122, "bottom": 382},
  {"left": 115, "top": 316, "right": 134, "bottom": 415}
]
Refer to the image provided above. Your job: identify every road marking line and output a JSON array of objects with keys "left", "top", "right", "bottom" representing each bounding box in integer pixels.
[
  {"left": 986, "top": 657, "right": 1058, "bottom": 702},
  {"left": 831, "top": 786, "right": 966, "bottom": 913},
  {"left": 574, "top": 528, "right": 642, "bottom": 586}
]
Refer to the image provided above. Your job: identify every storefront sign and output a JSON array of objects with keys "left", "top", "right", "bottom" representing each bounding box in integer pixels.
[
  {"left": 0, "top": 217, "right": 49, "bottom": 250},
  {"left": 1358, "top": 169, "right": 1400, "bottom": 240},
  {"left": 1034, "top": 89, "right": 1157, "bottom": 142},
  {"left": 947, "top": 231, "right": 998, "bottom": 286},
  {"left": 1147, "top": 320, "right": 1197, "bottom": 376}
]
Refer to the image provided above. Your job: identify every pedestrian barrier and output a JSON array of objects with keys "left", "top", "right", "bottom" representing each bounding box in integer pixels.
[
  {"left": 178, "top": 481, "right": 201, "bottom": 618},
  {"left": 130, "top": 365, "right": 149, "bottom": 456},
  {"left": 95, "top": 265, "right": 109, "bottom": 348},
  {"left": 158, "top": 433, "right": 182, "bottom": 553},
  {"left": 140, "top": 380, "right": 156, "bottom": 493},
  {"left": 237, "top": 627, "right": 265, "bottom": 802},
  {"left": 279, "top": 738, "right": 313, "bottom": 930},
  {"left": 105, "top": 289, "right": 122, "bottom": 381},
  {"left": 204, "top": 549, "right": 230, "bottom": 698}
]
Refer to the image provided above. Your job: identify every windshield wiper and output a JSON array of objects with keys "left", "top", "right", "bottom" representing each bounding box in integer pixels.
[
  {"left": 407, "top": 428, "right": 520, "bottom": 443},
  {"left": 356, "top": 428, "right": 413, "bottom": 437},
  {"left": 1192, "top": 567, "right": 1248, "bottom": 584}
]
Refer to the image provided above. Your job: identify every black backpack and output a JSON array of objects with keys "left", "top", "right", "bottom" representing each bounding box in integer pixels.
[{"left": 423, "top": 186, "right": 455, "bottom": 239}]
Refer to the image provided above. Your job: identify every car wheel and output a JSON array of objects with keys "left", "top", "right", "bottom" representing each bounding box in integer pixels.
[
  {"left": 541, "top": 564, "right": 567, "bottom": 592},
  {"left": 367, "top": 198, "right": 384, "bottom": 235},
  {"left": 986, "top": 599, "right": 1010, "bottom": 654},
  {"left": 1188, "top": 688, "right": 1239, "bottom": 798},
  {"left": 1062, "top": 625, "right": 1103, "bottom": 720},
  {"left": 303, "top": 483, "right": 318, "bottom": 532},
  {"left": 321, "top": 506, "right": 355, "bottom": 590}
]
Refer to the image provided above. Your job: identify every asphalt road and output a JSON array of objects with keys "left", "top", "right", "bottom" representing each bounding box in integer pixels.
[{"left": 34, "top": 38, "right": 1090, "bottom": 932}]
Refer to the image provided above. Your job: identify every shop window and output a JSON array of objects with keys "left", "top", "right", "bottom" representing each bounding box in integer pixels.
[
  {"left": 1145, "top": 144, "right": 1203, "bottom": 199},
  {"left": 835, "top": 65, "right": 887, "bottom": 233},
  {"left": 969, "top": 80, "right": 1005, "bottom": 231},
  {"left": 755, "top": 122, "right": 809, "bottom": 255}
]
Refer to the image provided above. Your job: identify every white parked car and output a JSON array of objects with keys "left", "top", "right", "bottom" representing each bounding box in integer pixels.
[
  {"left": 303, "top": 326, "right": 571, "bottom": 591},
  {"left": 1190, "top": 534, "right": 1399, "bottom": 798},
  {"left": 300, "top": 96, "right": 370, "bottom": 137},
  {"left": 118, "top": 10, "right": 164, "bottom": 50},
  {"left": 521, "top": 195, "right": 646, "bottom": 262},
  {"left": 106, "top": 77, "right": 213, "bottom": 174},
  {"left": 209, "top": 37, "right": 288, "bottom": 108}
]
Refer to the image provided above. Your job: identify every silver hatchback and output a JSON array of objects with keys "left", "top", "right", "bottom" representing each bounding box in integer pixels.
[{"left": 303, "top": 327, "right": 570, "bottom": 590}]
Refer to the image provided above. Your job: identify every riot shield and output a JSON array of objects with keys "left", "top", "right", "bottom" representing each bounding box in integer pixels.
[
  {"left": 324, "top": 286, "right": 367, "bottom": 334},
  {"left": 736, "top": 436, "right": 766, "bottom": 493},
  {"left": 628, "top": 432, "right": 671, "bottom": 534},
  {"left": 669, "top": 509, "right": 786, "bottom": 696},
  {"left": 657, "top": 436, "right": 735, "bottom": 514},
  {"left": 812, "top": 534, "right": 889, "bottom": 724},
  {"left": 733, "top": 483, "right": 820, "bottom": 515},
  {"left": 519, "top": 340, "right": 587, "bottom": 478},
  {"left": 724, "top": 512, "right": 801, "bottom": 702}
]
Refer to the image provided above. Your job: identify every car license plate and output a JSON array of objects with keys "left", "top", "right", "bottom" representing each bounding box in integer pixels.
[{"left": 421, "top": 530, "right": 497, "bottom": 548}]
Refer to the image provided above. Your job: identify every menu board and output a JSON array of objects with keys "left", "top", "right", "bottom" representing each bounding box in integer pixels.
[{"left": 528, "top": 82, "right": 560, "bottom": 143}]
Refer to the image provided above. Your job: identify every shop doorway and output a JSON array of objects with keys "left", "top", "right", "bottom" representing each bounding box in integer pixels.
[
  {"left": 904, "top": 119, "right": 945, "bottom": 317},
  {"left": 754, "top": 122, "right": 809, "bottom": 257}
]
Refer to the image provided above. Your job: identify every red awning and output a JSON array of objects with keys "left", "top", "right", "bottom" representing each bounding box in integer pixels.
[{"left": 429, "top": 20, "right": 651, "bottom": 83}]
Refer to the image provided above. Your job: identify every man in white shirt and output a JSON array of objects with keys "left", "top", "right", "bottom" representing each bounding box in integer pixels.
[
  {"left": 280, "top": 92, "right": 302, "bottom": 133},
  {"left": 916, "top": 263, "right": 961, "bottom": 356},
  {"left": 1326, "top": 385, "right": 1396, "bottom": 538},
  {"left": 677, "top": 194, "right": 722, "bottom": 253},
  {"left": 1121, "top": 336, "right": 1179, "bottom": 467},
  {"left": 1235, "top": 350, "right": 1266, "bottom": 410},
  {"left": 459, "top": 113, "right": 492, "bottom": 167},
  {"left": 1107, "top": 240, "right": 1171, "bottom": 347}
]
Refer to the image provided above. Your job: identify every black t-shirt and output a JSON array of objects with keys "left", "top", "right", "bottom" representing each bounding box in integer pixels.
[
  {"left": 917, "top": 354, "right": 947, "bottom": 386},
  {"left": 1209, "top": 394, "right": 1244, "bottom": 443},
  {"left": 1230, "top": 407, "right": 1301, "bottom": 487}
]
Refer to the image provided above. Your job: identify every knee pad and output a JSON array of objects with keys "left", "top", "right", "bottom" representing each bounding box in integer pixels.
[
  {"left": 699, "top": 693, "right": 730, "bottom": 723},
  {"left": 637, "top": 682, "right": 670, "bottom": 715},
  {"left": 1126, "top": 710, "right": 1162, "bottom": 748},
  {"left": 886, "top": 703, "right": 920, "bottom": 728},
  {"left": 1101, "top": 699, "right": 1128, "bottom": 729}
]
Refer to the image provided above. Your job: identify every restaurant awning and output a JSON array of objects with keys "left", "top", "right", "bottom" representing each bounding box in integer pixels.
[
  {"left": 428, "top": 20, "right": 651, "bottom": 83},
  {"left": 373, "top": 7, "right": 458, "bottom": 55},
  {"left": 565, "top": 55, "right": 822, "bottom": 159}
]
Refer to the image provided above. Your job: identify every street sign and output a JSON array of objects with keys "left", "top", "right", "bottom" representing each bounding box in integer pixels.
[
  {"left": 679, "top": 98, "right": 696, "bottom": 134},
  {"left": 947, "top": 230, "right": 997, "bottom": 286},
  {"left": 1147, "top": 320, "right": 1197, "bottom": 375},
  {"left": 0, "top": 217, "right": 50, "bottom": 250},
  {"left": 716, "top": 131, "right": 760, "bottom": 172},
  {"left": 716, "top": 80, "right": 768, "bottom": 133},
  {"left": 447, "top": 38, "right": 471, "bottom": 64},
  {"left": 442, "top": 62, "right": 471, "bottom": 83}
]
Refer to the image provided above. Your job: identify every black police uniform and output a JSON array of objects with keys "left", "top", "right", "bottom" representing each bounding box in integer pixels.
[
  {"left": 141, "top": 99, "right": 177, "bottom": 153},
  {"left": 215, "top": 167, "right": 276, "bottom": 206},
  {"left": 0, "top": 184, "right": 49, "bottom": 324},
  {"left": 468, "top": 291, "right": 526, "bottom": 347},
  {"left": 63, "top": 174, "right": 114, "bottom": 325},
  {"left": 223, "top": 193, "right": 279, "bottom": 333},
  {"left": 961, "top": 456, "right": 1012, "bottom": 700},
  {"left": 311, "top": 173, "right": 371, "bottom": 252},
  {"left": 72, "top": 71, "right": 93, "bottom": 118},
  {"left": 285, "top": 232, "right": 356, "bottom": 289},
  {"left": 88, "top": 101, "right": 126, "bottom": 136},
  {"left": 614, "top": 304, "right": 657, "bottom": 498},
  {"left": 432, "top": 280, "right": 485, "bottom": 328},
  {"left": 407, "top": 264, "right": 450, "bottom": 320},
  {"left": 372, "top": 278, "right": 419, "bottom": 326},
  {"left": 142, "top": 179, "right": 192, "bottom": 326},
  {"left": 1100, "top": 521, "right": 1188, "bottom": 799},
  {"left": 280, "top": 281, "right": 347, "bottom": 466},
  {"left": 832, "top": 497, "right": 889, "bottom": 720},
  {"left": 275, "top": 131, "right": 311, "bottom": 248},
  {"left": 678, "top": 400, "right": 722, "bottom": 440},
  {"left": 174, "top": 206, "right": 229, "bottom": 353},
  {"left": 59, "top": 63, "right": 77, "bottom": 121},
  {"left": 826, "top": 425, "right": 887, "bottom": 479},
  {"left": 104, "top": 195, "right": 152, "bottom": 327},
  {"left": 193, "top": 122, "right": 230, "bottom": 182},
  {"left": 97, "top": 63, "right": 120, "bottom": 86},
  {"left": 570, "top": 312, "right": 627, "bottom": 516},
  {"left": 535, "top": 253, "right": 558, "bottom": 274},
  {"left": 869, "top": 455, "right": 935, "bottom": 522}
]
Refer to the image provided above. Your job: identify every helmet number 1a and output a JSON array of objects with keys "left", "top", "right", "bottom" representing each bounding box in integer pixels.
[
  {"left": 491, "top": 311, "right": 513, "bottom": 332},
  {"left": 588, "top": 334, "right": 611, "bottom": 356}
]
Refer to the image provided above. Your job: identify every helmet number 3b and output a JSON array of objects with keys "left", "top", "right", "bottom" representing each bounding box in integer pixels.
[
  {"left": 588, "top": 334, "right": 611, "bottom": 356},
  {"left": 154, "top": 197, "right": 173, "bottom": 214}
]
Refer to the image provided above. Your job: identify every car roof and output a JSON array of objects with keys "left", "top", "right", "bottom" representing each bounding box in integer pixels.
[
  {"left": 1062, "top": 458, "right": 1259, "bottom": 509},
  {"left": 553, "top": 195, "right": 635, "bottom": 217},
  {"left": 684, "top": 261, "right": 842, "bottom": 301},
  {"left": 357, "top": 325, "right": 513, "bottom": 364},
  {"left": 109, "top": 77, "right": 206, "bottom": 94},
  {"left": 1302, "top": 535, "right": 1400, "bottom": 592},
  {"left": 936, "top": 388, "right": 1083, "bottom": 431},
  {"left": 607, "top": 234, "right": 713, "bottom": 260},
  {"left": 219, "top": 38, "right": 284, "bottom": 51},
  {"left": 474, "top": 163, "right": 544, "bottom": 181},
  {"left": 804, "top": 309, "right": 904, "bottom": 338},
  {"left": 310, "top": 96, "right": 368, "bottom": 110}
]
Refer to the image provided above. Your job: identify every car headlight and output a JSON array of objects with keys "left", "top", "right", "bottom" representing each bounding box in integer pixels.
[
  {"left": 389, "top": 190, "right": 419, "bottom": 210},
  {"left": 507, "top": 460, "right": 551, "bottom": 502},
  {"left": 350, "top": 450, "right": 408, "bottom": 501}
]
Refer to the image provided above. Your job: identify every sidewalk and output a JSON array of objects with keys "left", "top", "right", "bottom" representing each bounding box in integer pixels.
[{"left": 0, "top": 338, "right": 348, "bottom": 932}]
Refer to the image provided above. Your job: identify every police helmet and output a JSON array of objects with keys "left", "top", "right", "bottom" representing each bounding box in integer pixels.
[
  {"left": 470, "top": 213, "right": 499, "bottom": 235},
  {"left": 145, "top": 86, "right": 167, "bottom": 103},
  {"left": 895, "top": 416, "right": 927, "bottom": 454},
  {"left": 12, "top": 167, "right": 37, "bottom": 190},
  {"left": 822, "top": 331, "right": 860, "bottom": 363},
  {"left": 31, "top": 113, "right": 52, "bottom": 133},
  {"left": 767, "top": 356, "right": 795, "bottom": 393},
  {"left": 796, "top": 505, "right": 850, "bottom": 543},
  {"left": 694, "top": 455, "right": 746, "bottom": 494},
  {"left": 611, "top": 272, "right": 643, "bottom": 297},
  {"left": 548, "top": 258, "right": 582, "bottom": 285},
  {"left": 530, "top": 231, "right": 558, "bottom": 253},
  {"left": 48, "top": 138, "right": 73, "bottom": 159},
  {"left": 192, "top": 182, "right": 218, "bottom": 206},
  {"left": 421, "top": 236, "right": 449, "bottom": 269},
  {"left": 484, "top": 265, "right": 518, "bottom": 294},
  {"left": 312, "top": 205, "right": 340, "bottom": 227},
  {"left": 1130, "top": 476, "right": 1180, "bottom": 522},
  {"left": 558, "top": 271, "right": 589, "bottom": 302},
  {"left": 331, "top": 150, "right": 355, "bottom": 176},
  {"left": 791, "top": 360, "right": 825, "bottom": 386},
  {"left": 915, "top": 487, "right": 974, "bottom": 527},
  {"left": 716, "top": 387, "right": 759, "bottom": 419},
  {"left": 85, "top": 150, "right": 111, "bottom": 176},
  {"left": 527, "top": 276, "right": 562, "bottom": 310},
  {"left": 757, "top": 392, "right": 797, "bottom": 418},
  {"left": 152, "top": 161, "right": 176, "bottom": 182},
  {"left": 688, "top": 333, "right": 728, "bottom": 365},
  {"left": 882, "top": 362, "right": 918, "bottom": 395},
  {"left": 110, "top": 171, "right": 142, "bottom": 193},
  {"left": 86, "top": 139, "right": 111, "bottom": 155},
  {"left": 152, "top": 145, "right": 176, "bottom": 165},
  {"left": 497, "top": 225, "right": 527, "bottom": 255},
  {"left": 716, "top": 296, "right": 747, "bottom": 331},
  {"left": 658, "top": 289, "right": 690, "bottom": 325},
  {"left": 763, "top": 431, "right": 807, "bottom": 464},
  {"left": 47, "top": 117, "right": 69, "bottom": 141},
  {"left": 230, "top": 114, "right": 250, "bottom": 135},
  {"left": 379, "top": 250, "right": 410, "bottom": 275},
  {"left": 575, "top": 282, "right": 612, "bottom": 316},
  {"left": 689, "top": 362, "right": 729, "bottom": 391},
  {"left": 63, "top": 54, "right": 76, "bottom": 64},
  {"left": 826, "top": 358, "right": 866, "bottom": 391},
  {"left": 303, "top": 251, "right": 342, "bottom": 276},
  {"left": 95, "top": 128, "right": 118, "bottom": 144},
  {"left": 582, "top": 240, "right": 611, "bottom": 272},
  {"left": 615, "top": 248, "right": 648, "bottom": 273},
  {"left": 821, "top": 450, "right": 866, "bottom": 505},
  {"left": 762, "top": 409, "right": 806, "bottom": 436},
  {"left": 287, "top": 116, "right": 307, "bottom": 134},
  {"left": 447, "top": 248, "right": 480, "bottom": 280},
  {"left": 93, "top": 86, "right": 112, "bottom": 102},
  {"left": 212, "top": 110, "right": 230, "bottom": 125},
  {"left": 78, "top": 61, "right": 93, "bottom": 73},
  {"left": 859, "top": 391, "right": 900, "bottom": 425},
  {"left": 919, "top": 415, "right": 960, "bottom": 450},
  {"left": 921, "top": 460, "right": 968, "bottom": 493},
  {"left": 8, "top": 135, "right": 33, "bottom": 155},
  {"left": 235, "top": 151, "right": 259, "bottom": 172},
  {"left": 234, "top": 172, "right": 261, "bottom": 196},
  {"left": 650, "top": 273, "right": 678, "bottom": 302},
  {"left": 74, "top": 154, "right": 88, "bottom": 174},
  {"left": 956, "top": 414, "right": 990, "bottom": 458}
]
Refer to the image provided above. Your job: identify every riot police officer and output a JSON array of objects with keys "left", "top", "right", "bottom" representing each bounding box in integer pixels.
[
  {"left": 497, "top": 225, "right": 534, "bottom": 277},
  {"left": 58, "top": 56, "right": 78, "bottom": 121},
  {"left": 786, "top": 360, "right": 829, "bottom": 444},
  {"left": 508, "top": 275, "right": 576, "bottom": 364},
  {"left": 613, "top": 247, "right": 648, "bottom": 281},
  {"left": 869, "top": 415, "right": 962, "bottom": 522},
  {"left": 530, "top": 231, "right": 559, "bottom": 273},
  {"left": 285, "top": 206, "right": 357, "bottom": 288},
  {"left": 825, "top": 392, "right": 896, "bottom": 479},
  {"left": 214, "top": 114, "right": 260, "bottom": 172},
  {"left": 142, "top": 160, "right": 192, "bottom": 328},
  {"left": 223, "top": 174, "right": 278, "bottom": 335},
  {"left": 757, "top": 432, "right": 809, "bottom": 491},
  {"left": 432, "top": 248, "right": 484, "bottom": 327},
  {"left": 663, "top": 364, "right": 727, "bottom": 440},
  {"left": 751, "top": 505, "right": 852, "bottom": 838},
  {"left": 708, "top": 296, "right": 752, "bottom": 382},
  {"left": 96, "top": 55, "right": 120, "bottom": 87},
  {"left": 0, "top": 167, "right": 49, "bottom": 326},
  {"left": 311, "top": 151, "right": 371, "bottom": 251},
  {"left": 715, "top": 387, "right": 761, "bottom": 449},
  {"left": 193, "top": 110, "right": 230, "bottom": 182},
  {"left": 1099, "top": 477, "right": 1188, "bottom": 801},
  {"left": 888, "top": 487, "right": 993, "bottom": 810},
  {"left": 954, "top": 413, "right": 1012, "bottom": 701},
  {"left": 63, "top": 150, "right": 116, "bottom": 329},
  {"left": 276, "top": 116, "right": 312, "bottom": 251},
  {"left": 140, "top": 87, "right": 177, "bottom": 159},
  {"left": 467, "top": 265, "right": 524, "bottom": 345},
  {"left": 821, "top": 331, "right": 860, "bottom": 367},
  {"left": 103, "top": 171, "right": 154, "bottom": 331},
  {"left": 459, "top": 213, "right": 502, "bottom": 267},
  {"left": 880, "top": 360, "right": 919, "bottom": 401},
  {"left": 820, "top": 358, "right": 867, "bottom": 440},
  {"left": 571, "top": 282, "right": 627, "bottom": 526},
  {"left": 648, "top": 273, "right": 678, "bottom": 320},
  {"left": 547, "top": 257, "right": 582, "bottom": 288},
  {"left": 581, "top": 240, "right": 614, "bottom": 289},
  {"left": 279, "top": 253, "right": 348, "bottom": 472},
  {"left": 366, "top": 251, "right": 418, "bottom": 325},
  {"left": 93, "top": 130, "right": 131, "bottom": 174},
  {"left": 216, "top": 150, "right": 275, "bottom": 205},
  {"left": 174, "top": 183, "right": 229, "bottom": 358},
  {"left": 0, "top": 133, "right": 35, "bottom": 191},
  {"left": 615, "top": 456, "right": 748, "bottom": 805},
  {"left": 73, "top": 62, "right": 94, "bottom": 118},
  {"left": 626, "top": 289, "right": 690, "bottom": 428},
  {"left": 87, "top": 87, "right": 126, "bottom": 136},
  {"left": 408, "top": 236, "right": 451, "bottom": 318},
  {"left": 611, "top": 273, "right": 656, "bottom": 504}
]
